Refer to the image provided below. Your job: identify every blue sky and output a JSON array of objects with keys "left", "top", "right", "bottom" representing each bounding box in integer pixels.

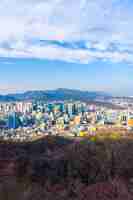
[
  {"left": 0, "top": 0, "right": 133, "bottom": 96},
  {"left": 1, "top": 58, "right": 133, "bottom": 96}
]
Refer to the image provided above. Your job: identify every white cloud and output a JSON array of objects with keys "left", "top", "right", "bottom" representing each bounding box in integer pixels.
[
  {"left": 0, "top": 43, "right": 132, "bottom": 64},
  {"left": 0, "top": 0, "right": 133, "bottom": 63}
]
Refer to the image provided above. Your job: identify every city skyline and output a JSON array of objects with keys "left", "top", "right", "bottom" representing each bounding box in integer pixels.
[{"left": 0, "top": 0, "right": 133, "bottom": 96}]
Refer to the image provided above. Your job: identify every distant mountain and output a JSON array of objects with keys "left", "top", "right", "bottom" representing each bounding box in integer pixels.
[
  {"left": 0, "top": 88, "right": 111, "bottom": 102},
  {"left": 0, "top": 95, "right": 16, "bottom": 102}
]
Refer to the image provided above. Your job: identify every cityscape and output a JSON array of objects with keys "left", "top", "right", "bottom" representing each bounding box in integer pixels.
[
  {"left": 0, "top": 92, "right": 133, "bottom": 142},
  {"left": 1, "top": 0, "right": 133, "bottom": 199}
]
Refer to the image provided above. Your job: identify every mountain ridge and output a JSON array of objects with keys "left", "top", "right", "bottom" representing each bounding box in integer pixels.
[{"left": 0, "top": 88, "right": 111, "bottom": 102}]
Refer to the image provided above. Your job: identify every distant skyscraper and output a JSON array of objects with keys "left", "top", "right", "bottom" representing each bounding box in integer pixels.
[
  {"left": 66, "top": 103, "right": 73, "bottom": 117},
  {"left": 127, "top": 112, "right": 133, "bottom": 130},
  {"left": 8, "top": 112, "right": 19, "bottom": 129}
]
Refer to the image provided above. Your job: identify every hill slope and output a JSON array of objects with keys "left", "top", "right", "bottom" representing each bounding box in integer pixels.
[{"left": 0, "top": 88, "right": 111, "bottom": 102}]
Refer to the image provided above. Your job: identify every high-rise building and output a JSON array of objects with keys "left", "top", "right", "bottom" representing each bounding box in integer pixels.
[
  {"left": 127, "top": 112, "right": 133, "bottom": 130},
  {"left": 66, "top": 103, "right": 73, "bottom": 117},
  {"left": 7, "top": 112, "right": 20, "bottom": 129}
]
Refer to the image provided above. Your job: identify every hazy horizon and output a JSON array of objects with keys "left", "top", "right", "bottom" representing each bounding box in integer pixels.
[{"left": 0, "top": 86, "right": 132, "bottom": 98}]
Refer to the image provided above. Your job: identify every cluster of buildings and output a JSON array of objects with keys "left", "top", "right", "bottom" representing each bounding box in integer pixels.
[{"left": 0, "top": 100, "right": 133, "bottom": 141}]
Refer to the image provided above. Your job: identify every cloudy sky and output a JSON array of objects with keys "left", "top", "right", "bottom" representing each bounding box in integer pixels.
[{"left": 0, "top": 0, "right": 133, "bottom": 95}]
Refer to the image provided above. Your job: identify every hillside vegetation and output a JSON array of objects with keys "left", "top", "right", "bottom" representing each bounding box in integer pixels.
[{"left": 1, "top": 134, "right": 133, "bottom": 199}]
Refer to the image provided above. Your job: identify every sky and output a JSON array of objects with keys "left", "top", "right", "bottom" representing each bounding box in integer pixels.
[{"left": 0, "top": 0, "right": 133, "bottom": 96}]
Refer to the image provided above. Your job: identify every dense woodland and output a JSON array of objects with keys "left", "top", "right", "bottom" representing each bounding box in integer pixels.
[{"left": 1, "top": 134, "right": 133, "bottom": 199}]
